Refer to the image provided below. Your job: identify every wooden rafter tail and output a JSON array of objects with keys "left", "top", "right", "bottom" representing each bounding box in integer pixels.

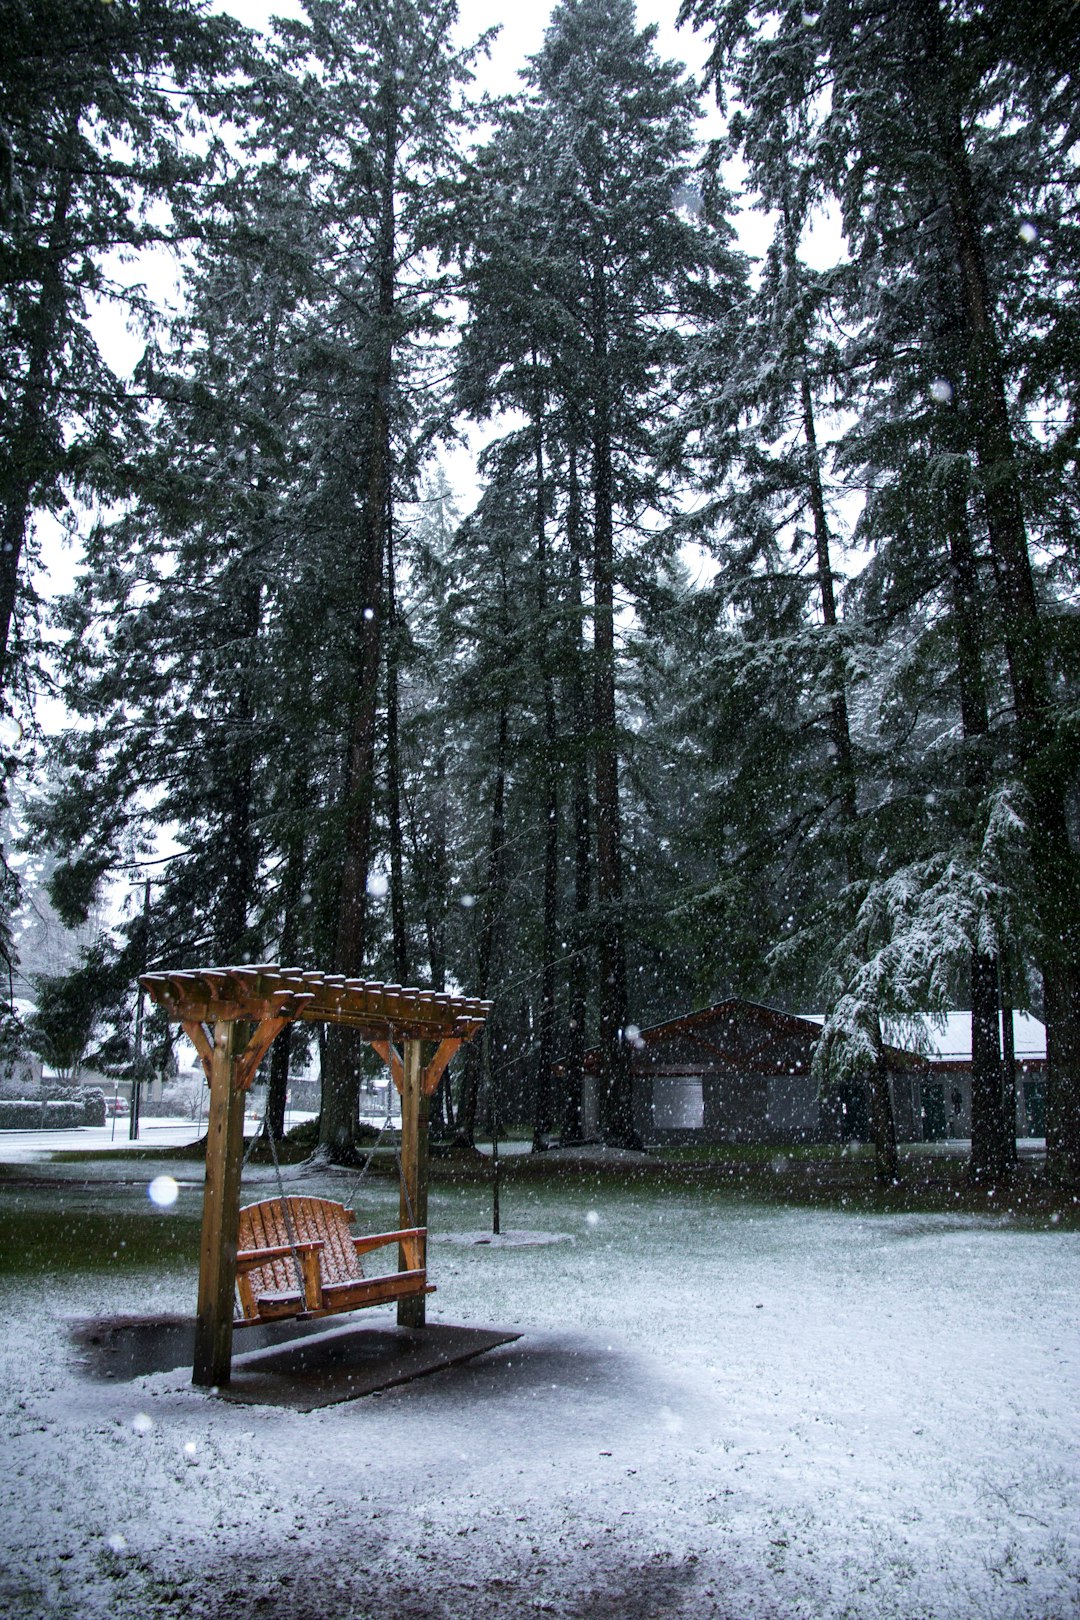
[
  {"left": 181, "top": 1019, "right": 214, "bottom": 1084},
  {"left": 149, "top": 970, "right": 197, "bottom": 1003},
  {"left": 225, "top": 967, "right": 264, "bottom": 1002},
  {"left": 271, "top": 989, "right": 315, "bottom": 1017},
  {"left": 196, "top": 971, "right": 232, "bottom": 1011}
]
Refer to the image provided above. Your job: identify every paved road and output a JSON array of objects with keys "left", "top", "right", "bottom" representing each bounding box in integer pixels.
[{"left": 0, "top": 1113, "right": 320, "bottom": 1163}]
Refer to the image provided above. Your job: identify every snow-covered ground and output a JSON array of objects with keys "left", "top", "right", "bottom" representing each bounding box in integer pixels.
[{"left": 0, "top": 1165, "right": 1077, "bottom": 1619}]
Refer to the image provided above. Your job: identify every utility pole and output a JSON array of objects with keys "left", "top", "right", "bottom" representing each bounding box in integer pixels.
[{"left": 129, "top": 877, "right": 151, "bottom": 1141}]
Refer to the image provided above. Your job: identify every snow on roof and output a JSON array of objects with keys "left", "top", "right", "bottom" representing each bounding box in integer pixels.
[
  {"left": 797, "top": 1009, "right": 1046, "bottom": 1064},
  {"left": 924, "top": 1011, "right": 1046, "bottom": 1063}
]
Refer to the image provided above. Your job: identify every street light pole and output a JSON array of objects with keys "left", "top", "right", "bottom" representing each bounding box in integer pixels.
[{"left": 128, "top": 877, "right": 151, "bottom": 1141}]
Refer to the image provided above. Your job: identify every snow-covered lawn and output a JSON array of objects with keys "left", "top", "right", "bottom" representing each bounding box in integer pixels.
[{"left": 0, "top": 1165, "right": 1077, "bottom": 1619}]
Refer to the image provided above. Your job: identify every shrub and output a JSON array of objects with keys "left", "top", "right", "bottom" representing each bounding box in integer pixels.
[
  {"left": 0, "top": 1089, "right": 106, "bottom": 1129},
  {"left": 80, "top": 1087, "right": 106, "bottom": 1127},
  {"left": 0, "top": 1100, "right": 85, "bottom": 1130}
]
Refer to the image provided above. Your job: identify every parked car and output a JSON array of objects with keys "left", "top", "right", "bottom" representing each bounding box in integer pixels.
[{"left": 104, "top": 1097, "right": 130, "bottom": 1116}]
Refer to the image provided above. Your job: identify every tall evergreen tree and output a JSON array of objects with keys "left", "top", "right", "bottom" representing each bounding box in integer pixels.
[
  {"left": 0, "top": 0, "right": 245, "bottom": 693},
  {"left": 683, "top": 0, "right": 1080, "bottom": 1178},
  {"left": 461, "top": 0, "right": 740, "bottom": 1143},
  {"left": 256, "top": 0, "right": 477, "bottom": 1160}
]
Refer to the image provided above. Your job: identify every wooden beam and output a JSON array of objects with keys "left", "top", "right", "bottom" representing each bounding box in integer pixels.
[
  {"left": 421, "top": 1036, "right": 461, "bottom": 1098},
  {"left": 142, "top": 967, "right": 493, "bottom": 1044},
  {"left": 234, "top": 1016, "right": 290, "bottom": 1092},
  {"left": 181, "top": 1020, "right": 213, "bottom": 1085},
  {"left": 193, "top": 1019, "right": 248, "bottom": 1388},
  {"left": 370, "top": 1037, "right": 404, "bottom": 1095},
  {"left": 397, "top": 1037, "right": 429, "bottom": 1330}
]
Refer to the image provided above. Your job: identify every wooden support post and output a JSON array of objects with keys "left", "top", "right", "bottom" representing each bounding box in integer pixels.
[
  {"left": 398, "top": 1036, "right": 429, "bottom": 1329},
  {"left": 193, "top": 1019, "right": 248, "bottom": 1388}
]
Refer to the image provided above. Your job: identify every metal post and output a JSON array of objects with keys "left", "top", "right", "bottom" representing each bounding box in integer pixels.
[
  {"left": 128, "top": 877, "right": 151, "bottom": 1141},
  {"left": 489, "top": 1026, "right": 501, "bottom": 1235}
]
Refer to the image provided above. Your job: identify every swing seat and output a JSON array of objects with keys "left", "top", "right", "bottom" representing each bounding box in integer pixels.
[{"left": 234, "top": 1196, "right": 432, "bottom": 1327}]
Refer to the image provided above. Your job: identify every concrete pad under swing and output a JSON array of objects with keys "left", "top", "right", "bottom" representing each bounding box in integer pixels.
[
  {"left": 70, "top": 1312, "right": 520, "bottom": 1409},
  {"left": 218, "top": 1320, "right": 521, "bottom": 1410}
]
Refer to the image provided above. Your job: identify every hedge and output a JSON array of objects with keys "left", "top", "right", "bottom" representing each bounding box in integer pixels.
[{"left": 0, "top": 1090, "right": 107, "bottom": 1130}]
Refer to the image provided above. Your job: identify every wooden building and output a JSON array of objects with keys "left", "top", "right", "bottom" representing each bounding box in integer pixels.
[
  {"left": 916, "top": 1011, "right": 1047, "bottom": 1140},
  {"left": 580, "top": 1000, "right": 1047, "bottom": 1146}
]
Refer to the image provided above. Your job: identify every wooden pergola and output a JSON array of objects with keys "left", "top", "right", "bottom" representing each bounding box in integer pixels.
[{"left": 140, "top": 965, "right": 492, "bottom": 1387}]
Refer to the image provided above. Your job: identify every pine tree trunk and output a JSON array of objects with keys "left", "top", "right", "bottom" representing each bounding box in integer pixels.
[
  {"left": 943, "top": 477, "right": 1009, "bottom": 1181},
  {"left": 320, "top": 84, "right": 398, "bottom": 1163},
  {"left": 531, "top": 396, "right": 559, "bottom": 1149},
  {"left": 797, "top": 314, "right": 898, "bottom": 1181},
  {"left": 267, "top": 760, "right": 308, "bottom": 1140},
  {"left": 220, "top": 567, "right": 262, "bottom": 962},
  {"left": 869, "top": 1060, "right": 899, "bottom": 1184},
  {"left": 912, "top": 0, "right": 1080, "bottom": 1179},
  {"left": 590, "top": 270, "right": 635, "bottom": 1147},
  {"left": 456, "top": 701, "right": 508, "bottom": 1147},
  {"left": 999, "top": 955, "right": 1018, "bottom": 1165},
  {"left": 561, "top": 443, "right": 590, "bottom": 1142},
  {"left": 0, "top": 142, "right": 75, "bottom": 689},
  {"left": 386, "top": 505, "right": 408, "bottom": 984},
  {"left": 800, "top": 365, "right": 859, "bottom": 844}
]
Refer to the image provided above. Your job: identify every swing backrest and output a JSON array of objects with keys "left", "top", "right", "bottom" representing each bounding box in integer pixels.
[
  {"left": 239, "top": 1196, "right": 362, "bottom": 1287},
  {"left": 234, "top": 1196, "right": 430, "bottom": 1325}
]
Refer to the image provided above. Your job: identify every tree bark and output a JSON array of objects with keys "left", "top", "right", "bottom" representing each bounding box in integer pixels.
[
  {"left": 790, "top": 242, "right": 898, "bottom": 1183},
  {"left": 590, "top": 266, "right": 636, "bottom": 1147},
  {"left": 456, "top": 698, "right": 508, "bottom": 1147},
  {"left": 266, "top": 758, "right": 308, "bottom": 1140},
  {"left": 562, "top": 442, "right": 590, "bottom": 1142},
  {"left": 320, "top": 75, "right": 399, "bottom": 1162},
  {"left": 531, "top": 390, "right": 559, "bottom": 1149},
  {"left": 868, "top": 1060, "right": 899, "bottom": 1184},
  {"left": 999, "top": 954, "right": 1018, "bottom": 1165},
  {"left": 386, "top": 503, "right": 409, "bottom": 985},
  {"left": 916, "top": 14, "right": 1080, "bottom": 1179},
  {"left": 216, "top": 572, "right": 261, "bottom": 965},
  {"left": 0, "top": 157, "right": 75, "bottom": 688},
  {"left": 941, "top": 475, "right": 1009, "bottom": 1180}
]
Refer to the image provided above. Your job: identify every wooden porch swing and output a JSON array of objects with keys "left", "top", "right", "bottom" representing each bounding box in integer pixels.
[{"left": 140, "top": 966, "right": 491, "bottom": 1388}]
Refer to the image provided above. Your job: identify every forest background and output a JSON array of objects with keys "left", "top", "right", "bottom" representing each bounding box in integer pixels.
[{"left": 1, "top": 0, "right": 1078, "bottom": 1183}]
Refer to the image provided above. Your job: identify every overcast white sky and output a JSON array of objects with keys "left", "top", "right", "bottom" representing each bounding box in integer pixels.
[
  {"left": 217, "top": 0, "right": 718, "bottom": 106},
  {"left": 194, "top": 1, "right": 768, "bottom": 526}
]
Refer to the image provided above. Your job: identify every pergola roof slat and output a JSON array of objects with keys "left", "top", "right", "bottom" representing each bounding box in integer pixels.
[{"left": 141, "top": 964, "right": 493, "bottom": 1041}]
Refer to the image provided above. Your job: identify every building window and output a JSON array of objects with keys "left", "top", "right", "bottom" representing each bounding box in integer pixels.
[{"left": 652, "top": 1077, "right": 704, "bottom": 1130}]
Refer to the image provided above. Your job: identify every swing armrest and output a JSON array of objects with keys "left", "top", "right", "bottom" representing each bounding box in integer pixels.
[
  {"left": 236, "top": 1239, "right": 325, "bottom": 1314},
  {"left": 236, "top": 1239, "right": 324, "bottom": 1270},
  {"left": 352, "top": 1227, "right": 426, "bottom": 1267}
]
